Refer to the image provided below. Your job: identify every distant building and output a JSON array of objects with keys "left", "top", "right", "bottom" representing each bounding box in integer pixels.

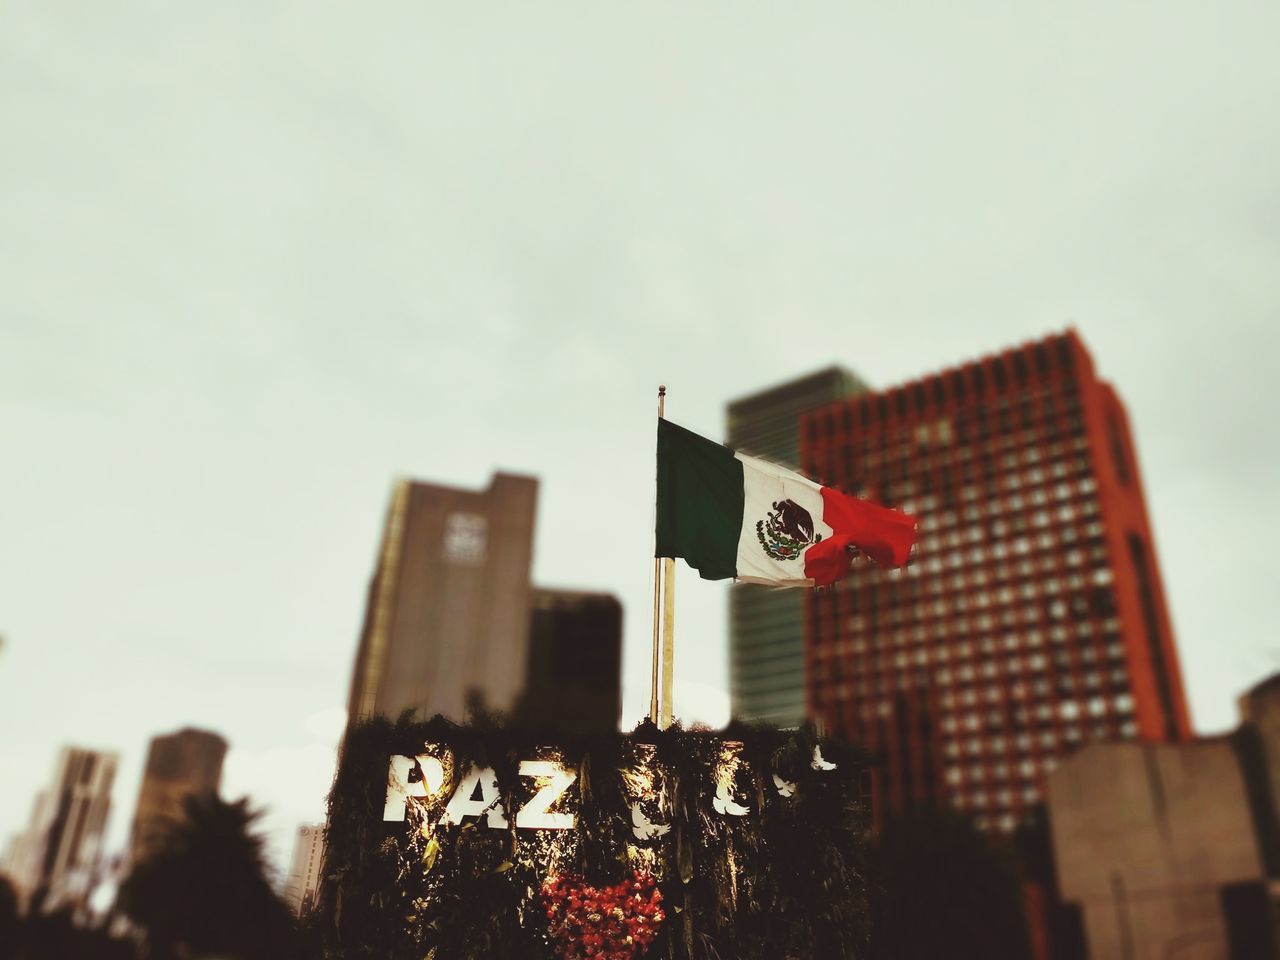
[
  {"left": 802, "top": 331, "right": 1191, "bottom": 830},
  {"left": 1047, "top": 740, "right": 1274, "bottom": 959},
  {"left": 2, "top": 813, "right": 35, "bottom": 891},
  {"left": 283, "top": 824, "right": 325, "bottom": 917},
  {"left": 4, "top": 747, "right": 117, "bottom": 914},
  {"left": 1, "top": 833, "right": 18, "bottom": 876},
  {"left": 726, "top": 367, "right": 867, "bottom": 726},
  {"left": 1037, "top": 675, "right": 1280, "bottom": 960},
  {"left": 345, "top": 474, "right": 539, "bottom": 724},
  {"left": 520, "top": 588, "right": 623, "bottom": 734},
  {"left": 129, "top": 728, "right": 227, "bottom": 865},
  {"left": 1237, "top": 674, "right": 1280, "bottom": 869}
]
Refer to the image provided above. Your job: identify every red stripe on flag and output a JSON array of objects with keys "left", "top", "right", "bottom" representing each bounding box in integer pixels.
[{"left": 803, "top": 488, "right": 918, "bottom": 587}]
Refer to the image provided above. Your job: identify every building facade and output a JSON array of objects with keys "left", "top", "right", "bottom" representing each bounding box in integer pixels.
[
  {"left": 345, "top": 473, "right": 539, "bottom": 724},
  {"left": 1048, "top": 741, "right": 1273, "bottom": 960},
  {"left": 520, "top": 588, "right": 623, "bottom": 734},
  {"left": 801, "top": 331, "right": 1190, "bottom": 830},
  {"left": 4, "top": 746, "right": 117, "bottom": 913},
  {"left": 1041, "top": 675, "right": 1280, "bottom": 959},
  {"left": 727, "top": 367, "right": 867, "bottom": 726},
  {"left": 129, "top": 728, "right": 227, "bottom": 865},
  {"left": 1238, "top": 673, "right": 1280, "bottom": 861},
  {"left": 283, "top": 823, "right": 325, "bottom": 917}
]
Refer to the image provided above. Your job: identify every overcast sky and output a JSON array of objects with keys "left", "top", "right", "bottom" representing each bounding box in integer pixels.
[{"left": 2, "top": 1, "right": 1278, "bottom": 873}]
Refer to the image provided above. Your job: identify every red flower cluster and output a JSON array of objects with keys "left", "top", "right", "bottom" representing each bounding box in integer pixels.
[{"left": 541, "top": 872, "right": 665, "bottom": 960}]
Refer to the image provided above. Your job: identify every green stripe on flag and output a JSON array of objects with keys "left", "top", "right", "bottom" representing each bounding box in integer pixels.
[{"left": 655, "top": 419, "right": 743, "bottom": 580}]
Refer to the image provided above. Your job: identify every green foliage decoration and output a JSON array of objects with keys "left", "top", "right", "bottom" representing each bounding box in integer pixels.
[{"left": 316, "top": 715, "right": 873, "bottom": 960}]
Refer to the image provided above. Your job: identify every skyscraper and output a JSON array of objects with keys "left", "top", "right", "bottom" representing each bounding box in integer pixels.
[
  {"left": 520, "top": 588, "right": 623, "bottom": 734},
  {"left": 727, "top": 367, "right": 867, "bottom": 725},
  {"left": 801, "top": 331, "right": 1190, "bottom": 831},
  {"left": 129, "top": 728, "right": 227, "bottom": 864},
  {"left": 283, "top": 823, "right": 325, "bottom": 917},
  {"left": 345, "top": 473, "right": 539, "bottom": 724},
  {"left": 4, "top": 746, "right": 117, "bottom": 913}
]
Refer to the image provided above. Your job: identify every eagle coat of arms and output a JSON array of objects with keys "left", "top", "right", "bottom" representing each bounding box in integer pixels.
[{"left": 756, "top": 499, "right": 822, "bottom": 561}]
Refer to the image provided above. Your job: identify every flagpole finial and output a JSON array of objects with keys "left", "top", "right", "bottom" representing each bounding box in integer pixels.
[{"left": 658, "top": 384, "right": 666, "bottom": 396}]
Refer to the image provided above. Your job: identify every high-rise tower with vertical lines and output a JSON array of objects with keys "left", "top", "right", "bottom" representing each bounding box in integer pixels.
[
  {"left": 726, "top": 367, "right": 867, "bottom": 726},
  {"left": 345, "top": 474, "right": 539, "bottom": 724}
]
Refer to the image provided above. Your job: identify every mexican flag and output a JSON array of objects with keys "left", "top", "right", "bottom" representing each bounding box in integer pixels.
[{"left": 655, "top": 418, "right": 917, "bottom": 588}]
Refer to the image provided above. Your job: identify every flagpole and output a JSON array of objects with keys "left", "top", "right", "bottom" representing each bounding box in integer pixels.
[
  {"left": 659, "top": 556, "right": 676, "bottom": 729},
  {"left": 649, "top": 385, "right": 666, "bottom": 724},
  {"left": 655, "top": 386, "right": 676, "bottom": 730}
]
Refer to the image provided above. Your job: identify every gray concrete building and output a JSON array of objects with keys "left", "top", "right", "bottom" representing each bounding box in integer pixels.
[
  {"left": 1047, "top": 740, "right": 1273, "bottom": 959},
  {"left": 726, "top": 367, "right": 866, "bottom": 726}
]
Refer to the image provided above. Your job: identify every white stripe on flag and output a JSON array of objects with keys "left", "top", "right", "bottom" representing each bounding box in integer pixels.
[{"left": 733, "top": 453, "right": 832, "bottom": 586}]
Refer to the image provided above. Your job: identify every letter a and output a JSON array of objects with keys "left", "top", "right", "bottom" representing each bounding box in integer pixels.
[{"left": 444, "top": 766, "right": 509, "bottom": 828}]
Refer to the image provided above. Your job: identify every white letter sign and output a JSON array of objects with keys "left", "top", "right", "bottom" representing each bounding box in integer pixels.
[
  {"left": 444, "top": 766, "right": 509, "bottom": 828},
  {"left": 515, "top": 760, "right": 576, "bottom": 830},
  {"left": 383, "top": 754, "right": 450, "bottom": 822}
]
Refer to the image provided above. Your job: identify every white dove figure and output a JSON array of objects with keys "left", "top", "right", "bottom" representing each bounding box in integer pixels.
[
  {"left": 772, "top": 773, "right": 796, "bottom": 798},
  {"left": 631, "top": 803, "right": 671, "bottom": 841},
  {"left": 713, "top": 778, "right": 750, "bottom": 816},
  {"left": 811, "top": 745, "right": 837, "bottom": 771}
]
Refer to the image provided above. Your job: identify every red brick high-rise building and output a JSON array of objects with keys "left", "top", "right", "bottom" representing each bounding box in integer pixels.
[{"left": 801, "top": 331, "right": 1190, "bottom": 833}]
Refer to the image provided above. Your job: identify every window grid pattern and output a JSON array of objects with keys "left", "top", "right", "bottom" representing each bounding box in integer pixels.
[{"left": 800, "top": 334, "right": 1170, "bottom": 834}]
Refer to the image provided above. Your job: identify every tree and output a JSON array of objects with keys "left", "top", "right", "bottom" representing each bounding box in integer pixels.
[
  {"left": 117, "top": 793, "right": 300, "bottom": 960},
  {"left": 867, "top": 807, "right": 1031, "bottom": 960}
]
